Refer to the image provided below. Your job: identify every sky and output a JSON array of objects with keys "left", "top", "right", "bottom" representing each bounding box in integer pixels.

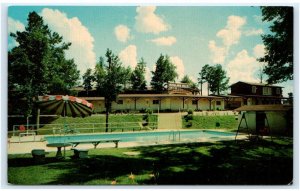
[{"left": 7, "top": 5, "right": 294, "bottom": 96}]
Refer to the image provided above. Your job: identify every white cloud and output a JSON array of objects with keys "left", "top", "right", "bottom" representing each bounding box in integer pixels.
[
  {"left": 227, "top": 50, "right": 260, "bottom": 84},
  {"left": 8, "top": 17, "right": 25, "bottom": 48},
  {"left": 119, "top": 45, "right": 137, "bottom": 69},
  {"left": 114, "top": 25, "right": 131, "bottom": 43},
  {"left": 8, "top": 17, "right": 25, "bottom": 34},
  {"left": 41, "top": 8, "right": 96, "bottom": 76},
  {"left": 135, "top": 6, "right": 169, "bottom": 34},
  {"left": 253, "top": 44, "right": 265, "bottom": 58},
  {"left": 149, "top": 36, "right": 176, "bottom": 46},
  {"left": 190, "top": 76, "right": 198, "bottom": 84},
  {"left": 216, "top": 15, "right": 246, "bottom": 47},
  {"left": 244, "top": 28, "right": 263, "bottom": 36},
  {"left": 170, "top": 56, "right": 185, "bottom": 80},
  {"left": 208, "top": 40, "right": 227, "bottom": 64},
  {"left": 208, "top": 15, "right": 246, "bottom": 64}
]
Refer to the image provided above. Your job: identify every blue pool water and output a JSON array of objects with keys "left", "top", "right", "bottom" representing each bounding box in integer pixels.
[{"left": 45, "top": 130, "right": 235, "bottom": 144}]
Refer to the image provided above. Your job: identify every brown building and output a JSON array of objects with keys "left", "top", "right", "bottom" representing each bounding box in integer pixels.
[{"left": 229, "top": 81, "right": 285, "bottom": 105}]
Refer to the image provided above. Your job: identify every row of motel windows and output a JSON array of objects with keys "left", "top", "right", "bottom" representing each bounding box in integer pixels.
[
  {"left": 252, "top": 86, "right": 281, "bottom": 95},
  {"left": 117, "top": 99, "right": 221, "bottom": 106}
]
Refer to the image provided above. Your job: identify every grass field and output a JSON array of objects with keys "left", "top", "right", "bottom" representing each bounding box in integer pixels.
[
  {"left": 8, "top": 137, "right": 293, "bottom": 185},
  {"left": 12, "top": 114, "right": 158, "bottom": 135},
  {"left": 182, "top": 115, "right": 238, "bottom": 130}
]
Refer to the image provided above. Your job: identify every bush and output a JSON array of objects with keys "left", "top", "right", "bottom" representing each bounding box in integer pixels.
[
  {"left": 186, "top": 121, "right": 192, "bottom": 128},
  {"left": 145, "top": 108, "right": 153, "bottom": 115},
  {"left": 185, "top": 114, "right": 193, "bottom": 122},
  {"left": 188, "top": 109, "right": 194, "bottom": 115}
]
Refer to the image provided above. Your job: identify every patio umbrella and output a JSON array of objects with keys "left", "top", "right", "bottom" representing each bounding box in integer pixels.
[
  {"left": 36, "top": 95, "right": 94, "bottom": 132},
  {"left": 36, "top": 95, "right": 94, "bottom": 118}
]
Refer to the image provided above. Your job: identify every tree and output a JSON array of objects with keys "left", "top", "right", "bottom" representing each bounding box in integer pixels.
[
  {"left": 94, "top": 56, "right": 106, "bottom": 95},
  {"left": 199, "top": 64, "right": 229, "bottom": 95},
  {"left": 198, "top": 64, "right": 212, "bottom": 95},
  {"left": 101, "top": 49, "right": 128, "bottom": 132},
  {"left": 181, "top": 75, "right": 199, "bottom": 94},
  {"left": 131, "top": 58, "right": 147, "bottom": 91},
  {"left": 181, "top": 75, "right": 193, "bottom": 85},
  {"left": 8, "top": 11, "right": 79, "bottom": 125},
  {"left": 209, "top": 64, "right": 229, "bottom": 95},
  {"left": 121, "top": 66, "right": 132, "bottom": 90},
  {"left": 82, "top": 68, "right": 95, "bottom": 96},
  {"left": 258, "top": 7, "right": 293, "bottom": 84},
  {"left": 151, "top": 54, "right": 178, "bottom": 92}
]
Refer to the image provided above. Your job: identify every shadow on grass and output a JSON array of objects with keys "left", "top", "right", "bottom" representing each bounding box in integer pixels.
[{"left": 8, "top": 138, "right": 293, "bottom": 185}]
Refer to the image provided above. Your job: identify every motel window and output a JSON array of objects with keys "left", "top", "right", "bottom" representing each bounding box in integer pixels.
[
  {"left": 192, "top": 100, "right": 198, "bottom": 105},
  {"left": 153, "top": 100, "right": 160, "bottom": 105},
  {"left": 252, "top": 86, "right": 256, "bottom": 94},
  {"left": 276, "top": 88, "right": 281, "bottom": 95},
  {"left": 117, "top": 100, "right": 123, "bottom": 104},
  {"left": 263, "top": 87, "right": 272, "bottom": 95},
  {"left": 216, "top": 101, "right": 221, "bottom": 106}
]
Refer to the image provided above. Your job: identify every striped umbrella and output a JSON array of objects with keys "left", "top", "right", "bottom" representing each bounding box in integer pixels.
[{"left": 36, "top": 95, "right": 94, "bottom": 117}]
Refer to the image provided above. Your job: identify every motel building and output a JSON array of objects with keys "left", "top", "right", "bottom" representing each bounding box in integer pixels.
[
  {"left": 77, "top": 81, "right": 289, "bottom": 114},
  {"left": 79, "top": 82, "right": 226, "bottom": 113}
]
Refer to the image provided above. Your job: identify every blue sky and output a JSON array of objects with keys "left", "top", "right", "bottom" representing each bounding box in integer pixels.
[{"left": 7, "top": 6, "right": 293, "bottom": 96}]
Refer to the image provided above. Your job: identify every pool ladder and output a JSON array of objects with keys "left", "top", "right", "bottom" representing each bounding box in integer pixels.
[{"left": 169, "top": 130, "right": 181, "bottom": 141}]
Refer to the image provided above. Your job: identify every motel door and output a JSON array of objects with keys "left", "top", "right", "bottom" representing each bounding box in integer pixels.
[{"left": 256, "top": 111, "right": 266, "bottom": 133}]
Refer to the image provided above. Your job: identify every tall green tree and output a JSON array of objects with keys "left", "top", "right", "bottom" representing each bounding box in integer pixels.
[
  {"left": 8, "top": 11, "right": 79, "bottom": 124},
  {"left": 199, "top": 64, "right": 229, "bottom": 95},
  {"left": 209, "top": 64, "right": 229, "bottom": 95},
  {"left": 131, "top": 58, "right": 147, "bottom": 91},
  {"left": 181, "top": 75, "right": 199, "bottom": 94},
  {"left": 151, "top": 54, "right": 178, "bottom": 92},
  {"left": 198, "top": 64, "right": 212, "bottom": 95},
  {"left": 82, "top": 68, "right": 95, "bottom": 96},
  {"left": 94, "top": 56, "right": 106, "bottom": 95},
  {"left": 181, "top": 75, "right": 193, "bottom": 85},
  {"left": 101, "top": 49, "right": 128, "bottom": 132},
  {"left": 258, "top": 7, "right": 293, "bottom": 84},
  {"left": 121, "top": 67, "right": 132, "bottom": 90}
]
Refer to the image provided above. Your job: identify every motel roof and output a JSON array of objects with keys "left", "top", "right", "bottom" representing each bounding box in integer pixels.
[
  {"left": 235, "top": 104, "right": 292, "bottom": 112},
  {"left": 230, "top": 81, "right": 283, "bottom": 88},
  {"left": 80, "top": 94, "right": 227, "bottom": 101}
]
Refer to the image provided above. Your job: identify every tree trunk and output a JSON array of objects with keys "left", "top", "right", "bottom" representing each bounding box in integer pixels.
[
  {"left": 105, "top": 109, "right": 109, "bottom": 132},
  {"left": 105, "top": 100, "right": 110, "bottom": 132},
  {"left": 200, "top": 82, "right": 203, "bottom": 96}
]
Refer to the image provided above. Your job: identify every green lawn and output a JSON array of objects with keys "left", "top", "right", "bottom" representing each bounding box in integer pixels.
[
  {"left": 183, "top": 115, "right": 238, "bottom": 130},
  {"left": 31, "top": 114, "right": 158, "bottom": 135},
  {"left": 8, "top": 138, "right": 293, "bottom": 185}
]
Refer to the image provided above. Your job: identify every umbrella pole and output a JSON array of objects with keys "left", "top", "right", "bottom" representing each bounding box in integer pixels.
[{"left": 26, "top": 116, "right": 29, "bottom": 134}]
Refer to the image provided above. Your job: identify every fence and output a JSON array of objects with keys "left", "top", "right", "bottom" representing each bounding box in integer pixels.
[{"left": 10, "top": 121, "right": 158, "bottom": 137}]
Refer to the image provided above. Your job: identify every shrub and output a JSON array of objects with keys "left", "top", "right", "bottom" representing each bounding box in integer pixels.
[
  {"left": 186, "top": 121, "right": 192, "bottom": 128},
  {"left": 188, "top": 109, "right": 194, "bottom": 115},
  {"left": 185, "top": 114, "right": 193, "bottom": 122},
  {"left": 145, "top": 108, "right": 153, "bottom": 115}
]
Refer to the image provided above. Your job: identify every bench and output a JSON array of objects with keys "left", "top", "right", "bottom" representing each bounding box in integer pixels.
[
  {"left": 31, "top": 149, "right": 48, "bottom": 163},
  {"left": 70, "top": 139, "right": 120, "bottom": 149},
  {"left": 71, "top": 148, "right": 89, "bottom": 159}
]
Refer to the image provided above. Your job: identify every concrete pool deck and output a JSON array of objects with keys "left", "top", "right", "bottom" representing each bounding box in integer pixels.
[{"left": 7, "top": 132, "right": 248, "bottom": 155}]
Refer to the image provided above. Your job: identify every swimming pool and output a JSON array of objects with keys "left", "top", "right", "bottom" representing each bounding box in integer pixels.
[{"left": 45, "top": 130, "right": 236, "bottom": 145}]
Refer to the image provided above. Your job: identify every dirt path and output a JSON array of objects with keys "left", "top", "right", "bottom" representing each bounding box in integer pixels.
[{"left": 157, "top": 113, "right": 182, "bottom": 129}]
